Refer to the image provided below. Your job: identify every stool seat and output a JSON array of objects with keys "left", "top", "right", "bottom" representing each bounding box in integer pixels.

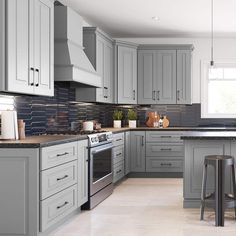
[
  {"left": 200, "top": 155, "right": 236, "bottom": 226},
  {"left": 205, "top": 155, "right": 234, "bottom": 166}
]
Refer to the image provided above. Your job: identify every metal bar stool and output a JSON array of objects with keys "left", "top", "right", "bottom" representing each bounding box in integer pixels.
[{"left": 200, "top": 155, "right": 236, "bottom": 226}]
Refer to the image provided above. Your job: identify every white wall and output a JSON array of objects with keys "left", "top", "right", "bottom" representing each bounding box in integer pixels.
[{"left": 116, "top": 37, "right": 236, "bottom": 103}]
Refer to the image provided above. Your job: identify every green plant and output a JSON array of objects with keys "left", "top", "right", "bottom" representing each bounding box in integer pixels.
[
  {"left": 127, "top": 109, "right": 137, "bottom": 120},
  {"left": 113, "top": 110, "right": 123, "bottom": 120}
]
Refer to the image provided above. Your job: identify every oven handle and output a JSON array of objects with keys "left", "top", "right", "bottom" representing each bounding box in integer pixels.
[{"left": 91, "top": 144, "right": 114, "bottom": 155}]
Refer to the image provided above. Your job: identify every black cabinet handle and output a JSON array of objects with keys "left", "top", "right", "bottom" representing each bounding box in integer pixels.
[
  {"left": 157, "top": 90, "right": 160, "bottom": 100},
  {"left": 57, "top": 175, "right": 69, "bottom": 181},
  {"left": 57, "top": 201, "right": 69, "bottom": 209},
  {"left": 177, "top": 90, "right": 180, "bottom": 101},
  {"left": 161, "top": 163, "right": 172, "bottom": 166},
  {"left": 116, "top": 169, "right": 122, "bottom": 174},
  {"left": 56, "top": 152, "right": 69, "bottom": 157},
  {"left": 141, "top": 136, "right": 144, "bottom": 146},
  {"left": 152, "top": 91, "right": 156, "bottom": 100},
  {"left": 116, "top": 153, "right": 122, "bottom": 157},
  {"left": 116, "top": 138, "right": 123, "bottom": 142},
  {"left": 160, "top": 136, "right": 172, "bottom": 138},
  {"left": 104, "top": 87, "right": 108, "bottom": 89},
  {"left": 160, "top": 148, "right": 172, "bottom": 151},
  {"left": 104, "top": 96, "right": 108, "bottom": 98},
  {"left": 35, "top": 83, "right": 39, "bottom": 87},
  {"left": 133, "top": 90, "right": 136, "bottom": 100}
]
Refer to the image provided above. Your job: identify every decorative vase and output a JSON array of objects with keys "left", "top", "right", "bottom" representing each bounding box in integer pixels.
[
  {"left": 129, "top": 120, "right": 137, "bottom": 128},
  {"left": 113, "top": 120, "right": 121, "bottom": 128},
  {"left": 163, "top": 116, "right": 170, "bottom": 128}
]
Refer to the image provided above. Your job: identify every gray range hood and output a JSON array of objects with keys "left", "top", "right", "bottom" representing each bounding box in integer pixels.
[{"left": 54, "top": 6, "right": 101, "bottom": 87}]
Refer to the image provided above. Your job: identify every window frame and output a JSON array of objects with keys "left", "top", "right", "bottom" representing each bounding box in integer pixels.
[{"left": 201, "top": 60, "right": 236, "bottom": 118}]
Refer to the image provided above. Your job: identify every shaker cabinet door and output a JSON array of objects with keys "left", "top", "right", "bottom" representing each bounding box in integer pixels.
[
  {"left": 156, "top": 50, "right": 177, "bottom": 104},
  {"left": 130, "top": 131, "right": 146, "bottom": 172},
  {"left": 138, "top": 50, "right": 157, "bottom": 104},
  {"left": 177, "top": 50, "right": 192, "bottom": 104},
  {"left": 34, "top": 0, "right": 54, "bottom": 96},
  {"left": 117, "top": 45, "right": 137, "bottom": 104},
  {"left": 6, "top": 0, "right": 34, "bottom": 94}
]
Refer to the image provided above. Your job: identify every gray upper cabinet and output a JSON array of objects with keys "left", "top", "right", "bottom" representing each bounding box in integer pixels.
[
  {"left": 76, "top": 27, "right": 114, "bottom": 103},
  {"left": 156, "top": 50, "right": 176, "bottom": 104},
  {"left": 138, "top": 45, "right": 193, "bottom": 105},
  {"left": 138, "top": 50, "right": 156, "bottom": 104},
  {"left": 2, "top": 0, "right": 54, "bottom": 96},
  {"left": 130, "top": 131, "right": 145, "bottom": 172},
  {"left": 115, "top": 41, "right": 138, "bottom": 104},
  {"left": 177, "top": 50, "right": 192, "bottom": 104}
]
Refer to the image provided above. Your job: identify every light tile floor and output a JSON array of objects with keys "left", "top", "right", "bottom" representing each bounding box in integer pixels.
[{"left": 52, "top": 178, "right": 236, "bottom": 236}]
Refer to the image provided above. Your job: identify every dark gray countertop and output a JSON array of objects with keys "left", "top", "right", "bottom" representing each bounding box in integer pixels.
[
  {"left": 181, "top": 131, "right": 236, "bottom": 140},
  {"left": 2, "top": 127, "right": 236, "bottom": 148},
  {"left": 0, "top": 135, "right": 88, "bottom": 148}
]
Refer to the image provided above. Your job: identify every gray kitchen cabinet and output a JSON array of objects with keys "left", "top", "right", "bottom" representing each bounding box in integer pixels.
[
  {"left": 115, "top": 41, "right": 138, "bottom": 104},
  {"left": 145, "top": 131, "right": 184, "bottom": 173},
  {"left": 138, "top": 45, "right": 193, "bottom": 105},
  {"left": 138, "top": 50, "right": 156, "bottom": 104},
  {"left": 0, "top": 148, "right": 39, "bottom": 236},
  {"left": 184, "top": 140, "right": 231, "bottom": 207},
  {"left": 130, "top": 131, "right": 146, "bottom": 172},
  {"left": 112, "top": 132, "right": 125, "bottom": 183},
  {"left": 177, "top": 50, "right": 192, "bottom": 104},
  {"left": 1, "top": 0, "right": 54, "bottom": 96},
  {"left": 33, "top": 0, "right": 54, "bottom": 96},
  {"left": 156, "top": 50, "right": 176, "bottom": 104},
  {"left": 76, "top": 27, "right": 114, "bottom": 103},
  {"left": 125, "top": 131, "right": 131, "bottom": 175},
  {"left": 77, "top": 140, "right": 89, "bottom": 206}
]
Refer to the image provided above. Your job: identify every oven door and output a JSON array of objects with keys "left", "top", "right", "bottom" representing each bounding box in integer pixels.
[{"left": 89, "top": 142, "right": 113, "bottom": 196}]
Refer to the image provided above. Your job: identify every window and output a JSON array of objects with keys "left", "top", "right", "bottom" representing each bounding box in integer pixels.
[{"left": 201, "top": 61, "right": 236, "bottom": 118}]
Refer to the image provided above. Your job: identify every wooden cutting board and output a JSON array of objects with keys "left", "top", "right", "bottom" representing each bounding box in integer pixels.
[{"left": 146, "top": 112, "right": 160, "bottom": 127}]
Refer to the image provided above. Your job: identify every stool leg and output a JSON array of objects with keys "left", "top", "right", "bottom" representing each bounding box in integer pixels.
[
  {"left": 215, "top": 160, "right": 225, "bottom": 226},
  {"left": 231, "top": 165, "right": 236, "bottom": 219},
  {"left": 200, "top": 164, "right": 207, "bottom": 220}
]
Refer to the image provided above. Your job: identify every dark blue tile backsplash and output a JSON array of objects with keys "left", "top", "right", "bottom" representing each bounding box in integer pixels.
[{"left": 13, "top": 82, "right": 236, "bottom": 135}]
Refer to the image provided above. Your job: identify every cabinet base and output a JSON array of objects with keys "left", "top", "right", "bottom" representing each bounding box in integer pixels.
[{"left": 127, "top": 172, "right": 183, "bottom": 178}]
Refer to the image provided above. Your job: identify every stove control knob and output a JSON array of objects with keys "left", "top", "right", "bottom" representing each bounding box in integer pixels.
[
  {"left": 91, "top": 137, "right": 95, "bottom": 143},
  {"left": 95, "top": 137, "right": 99, "bottom": 142}
]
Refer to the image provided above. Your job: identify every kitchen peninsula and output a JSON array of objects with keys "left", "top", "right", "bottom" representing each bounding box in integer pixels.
[{"left": 182, "top": 131, "right": 236, "bottom": 208}]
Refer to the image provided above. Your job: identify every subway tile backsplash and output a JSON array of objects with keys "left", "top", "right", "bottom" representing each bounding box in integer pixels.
[{"left": 12, "top": 82, "right": 236, "bottom": 135}]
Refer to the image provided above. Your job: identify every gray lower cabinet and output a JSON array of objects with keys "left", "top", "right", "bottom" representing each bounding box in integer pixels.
[
  {"left": 112, "top": 132, "right": 125, "bottom": 183},
  {"left": 184, "top": 140, "right": 231, "bottom": 207},
  {"left": 76, "top": 27, "right": 114, "bottom": 103},
  {"left": 138, "top": 45, "right": 193, "bottom": 105},
  {"left": 115, "top": 41, "right": 138, "bottom": 104},
  {"left": 77, "top": 140, "right": 89, "bottom": 206},
  {"left": 125, "top": 131, "right": 131, "bottom": 175},
  {"left": 0, "top": 148, "right": 39, "bottom": 236},
  {"left": 130, "top": 131, "right": 146, "bottom": 172},
  {"left": 145, "top": 131, "right": 184, "bottom": 173},
  {"left": 0, "top": 140, "right": 89, "bottom": 236}
]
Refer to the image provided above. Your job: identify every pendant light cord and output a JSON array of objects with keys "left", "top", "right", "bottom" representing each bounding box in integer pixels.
[{"left": 211, "top": 0, "right": 214, "bottom": 66}]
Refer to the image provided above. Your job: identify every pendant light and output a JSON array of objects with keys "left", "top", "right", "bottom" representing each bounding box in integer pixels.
[{"left": 210, "top": 0, "right": 214, "bottom": 67}]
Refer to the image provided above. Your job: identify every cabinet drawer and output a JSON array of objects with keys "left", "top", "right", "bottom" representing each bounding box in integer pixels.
[
  {"left": 113, "top": 146, "right": 124, "bottom": 165},
  {"left": 40, "top": 185, "right": 77, "bottom": 232},
  {"left": 40, "top": 161, "right": 77, "bottom": 200},
  {"left": 146, "top": 131, "right": 183, "bottom": 143},
  {"left": 113, "top": 161, "right": 124, "bottom": 183},
  {"left": 41, "top": 141, "right": 78, "bottom": 170},
  {"left": 146, "top": 157, "right": 183, "bottom": 172},
  {"left": 146, "top": 143, "right": 183, "bottom": 157},
  {"left": 113, "top": 133, "right": 124, "bottom": 147}
]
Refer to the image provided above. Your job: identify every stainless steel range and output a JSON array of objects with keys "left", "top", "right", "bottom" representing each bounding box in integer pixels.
[{"left": 82, "top": 131, "right": 114, "bottom": 209}]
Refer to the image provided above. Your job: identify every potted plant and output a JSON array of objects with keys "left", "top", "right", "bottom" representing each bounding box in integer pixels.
[
  {"left": 113, "top": 110, "right": 123, "bottom": 128},
  {"left": 127, "top": 109, "right": 137, "bottom": 128}
]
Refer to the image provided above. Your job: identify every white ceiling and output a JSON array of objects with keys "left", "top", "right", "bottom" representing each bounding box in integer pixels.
[{"left": 60, "top": 0, "right": 236, "bottom": 38}]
